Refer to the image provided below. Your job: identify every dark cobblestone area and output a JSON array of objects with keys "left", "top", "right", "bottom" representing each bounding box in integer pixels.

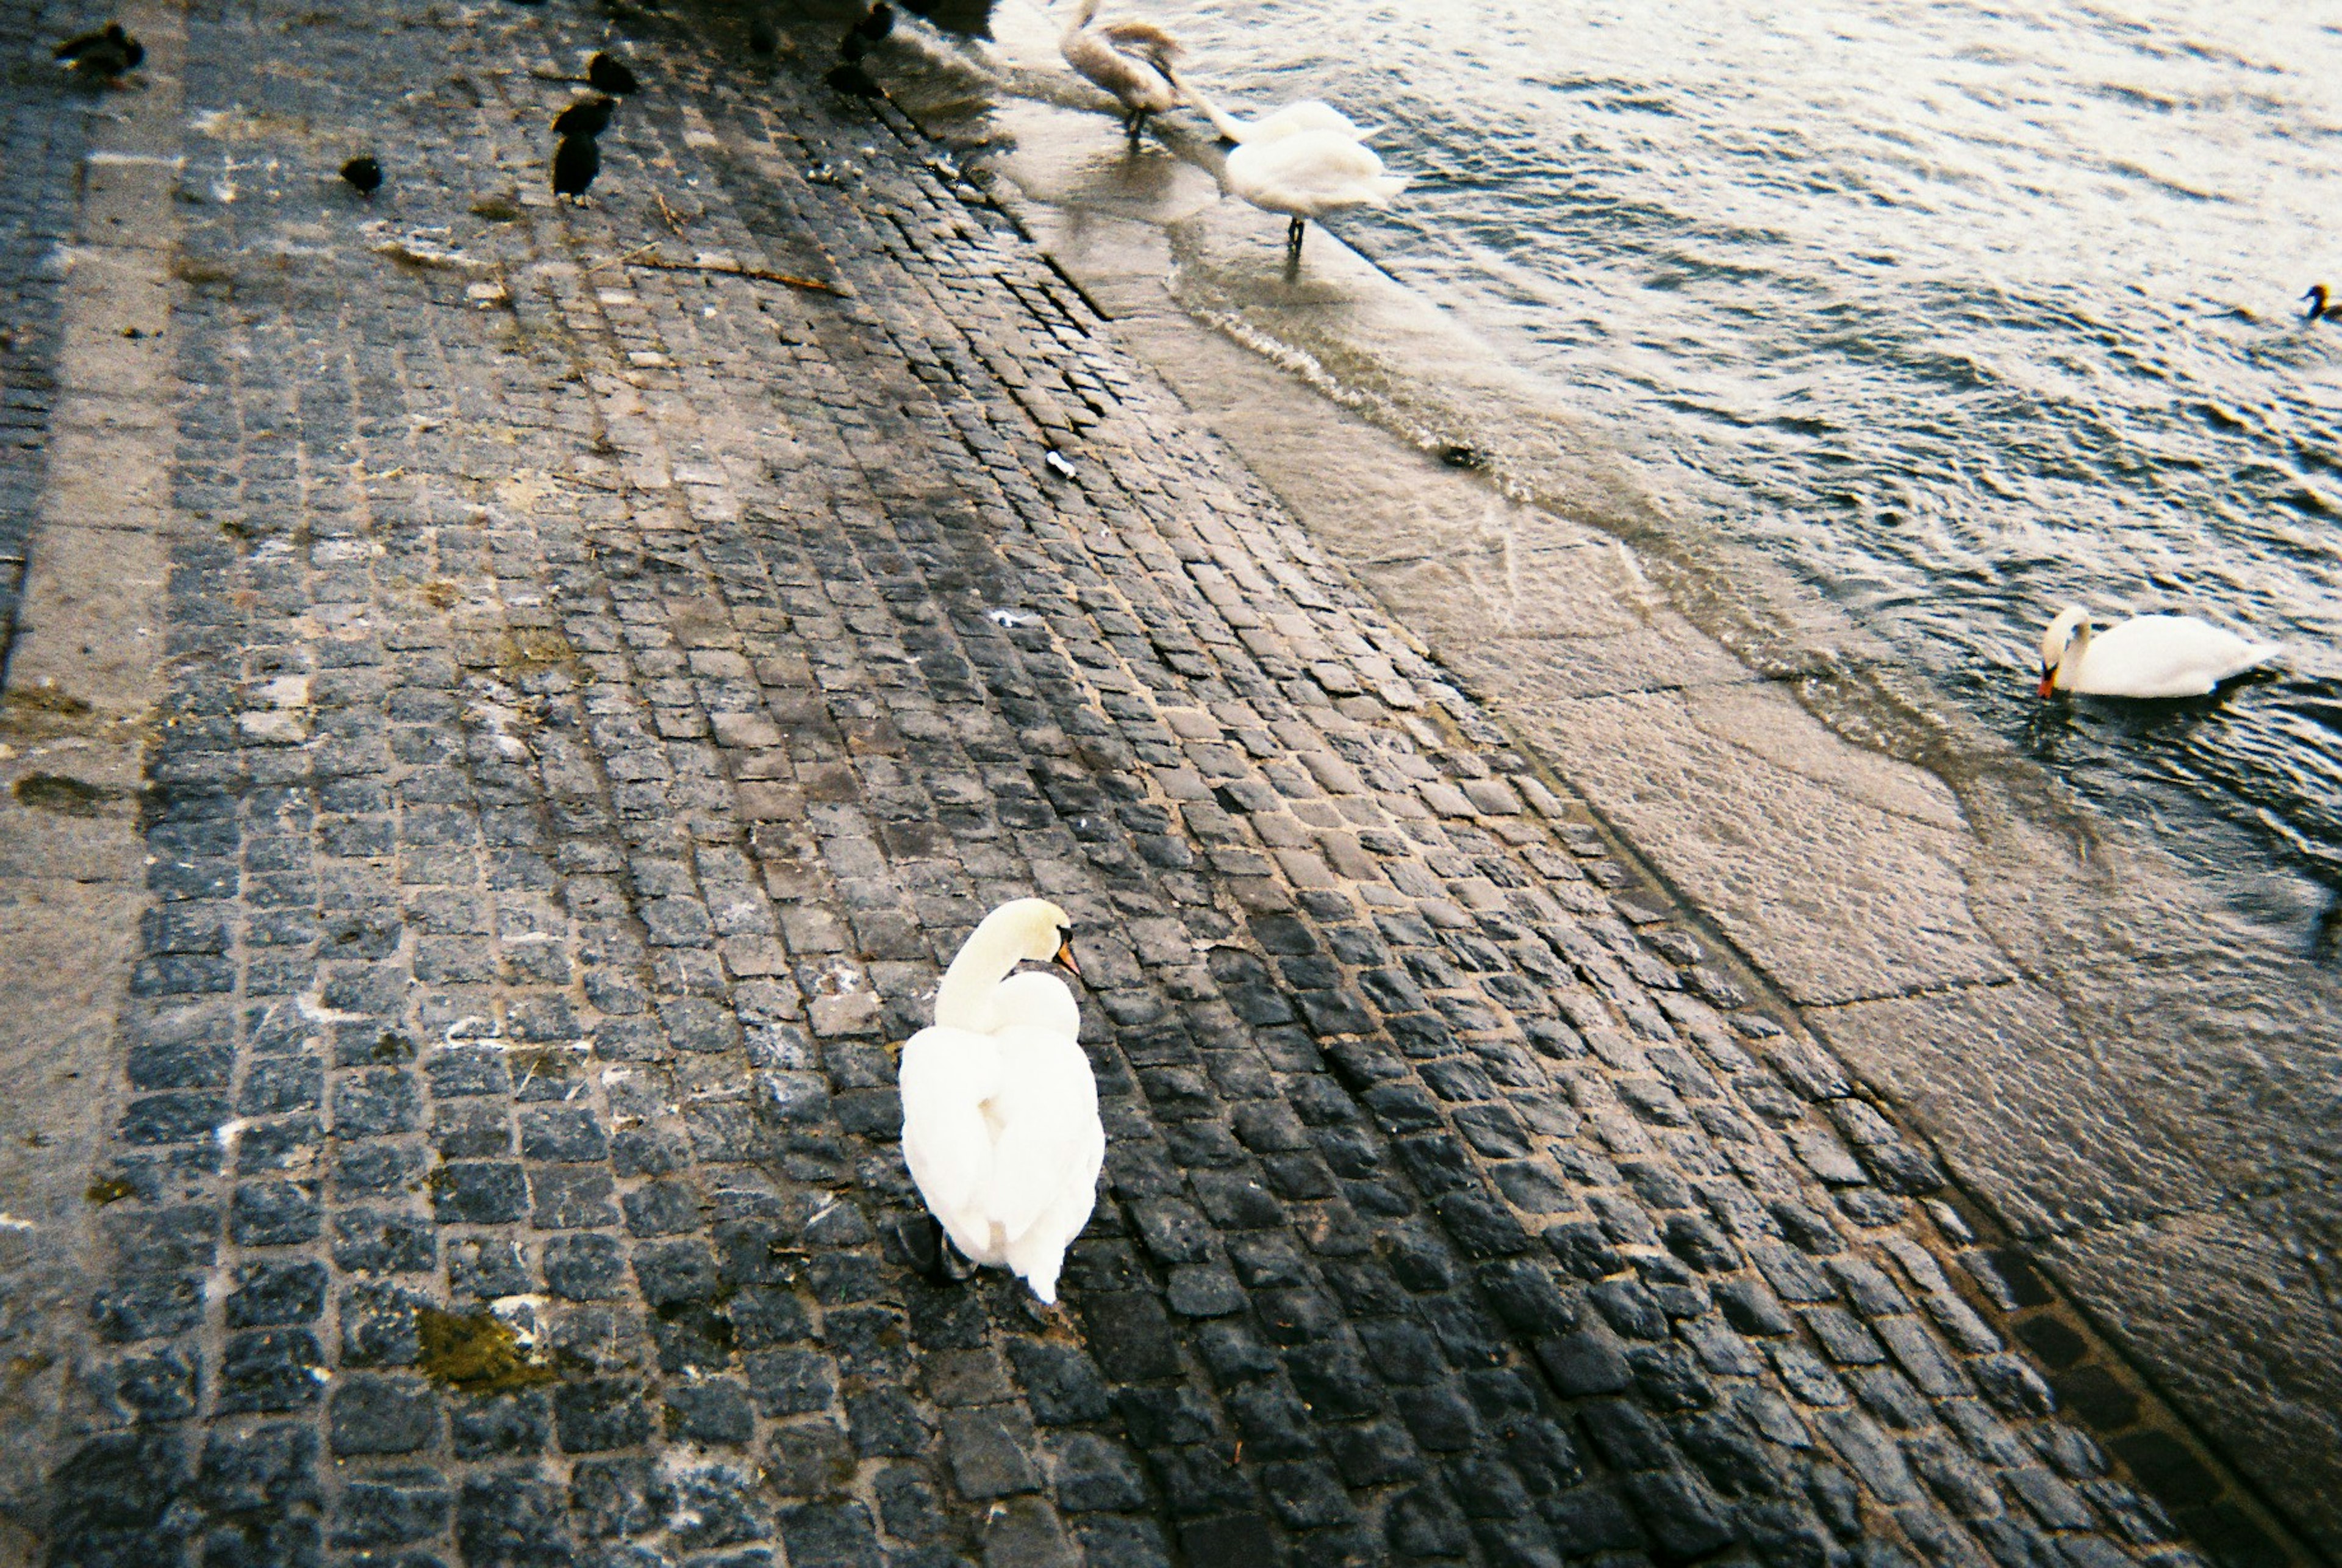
[
  {"left": 0, "top": 0, "right": 103, "bottom": 667},
  {"left": 26, "top": 0, "right": 2254, "bottom": 1564}
]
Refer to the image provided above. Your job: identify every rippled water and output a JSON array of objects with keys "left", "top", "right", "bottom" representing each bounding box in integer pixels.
[{"left": 975, "top": 0, "right": 2342, "bottom": 940}]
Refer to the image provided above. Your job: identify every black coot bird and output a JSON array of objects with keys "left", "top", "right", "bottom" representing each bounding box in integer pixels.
[
  {"left": 2307, "top": 284, "right": 2331, "bottom": 324},
  {"left": 825, "top": 60, "right": 881, "bottom": 98},
  {"left": 854, "top": 3, "right": 894, "bottom": 41},
  {"left": 553, "top": 95, "right": 615, "bottom": 137},
  {"left": 586, "top": 51, "right": 639, "bottom": 95},
  {"left": 839, "top": 29, "right": 867, "bottom": 62},
  {"left": 552, "top": 133, "right": 601, "bottom": 202},
  {"left": 55, "top": 21, "right": 142, "bottom": 81},
  {"left": 340, "top": 156, "right": 383, "bottom": 196}
]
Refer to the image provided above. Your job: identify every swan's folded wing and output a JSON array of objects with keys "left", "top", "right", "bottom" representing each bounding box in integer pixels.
[
  {"left": 1238, "top": 133, "right": 1404, "bottom": 207},
  {"left": 992, "top": 970, "right": 1081, "bottom": 1042},
  {"left": 2086, "top": 617, "right": 2280, "bottom": 696},
  {"left": 898, "top": 1025, "right": 1003, "bottom": 1219},
  {"left": 982, "top": 1028, "right": 1103, "bottom": 1242},
  {"left": 1255, "top": 101, "right": 1370, "bottom": 145}
]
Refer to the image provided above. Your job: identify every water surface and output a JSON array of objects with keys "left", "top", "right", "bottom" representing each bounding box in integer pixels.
[{"left": 964, "top": 0, "right": 2342, "bottom": 943}]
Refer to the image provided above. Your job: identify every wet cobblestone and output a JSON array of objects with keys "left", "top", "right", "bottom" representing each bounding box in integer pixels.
[
  {"left": 0, "top": 0, "right": 104, "bottom": 662},
  {"left": 9, "top": 0, "right": 2280, "bottom": 1563}
]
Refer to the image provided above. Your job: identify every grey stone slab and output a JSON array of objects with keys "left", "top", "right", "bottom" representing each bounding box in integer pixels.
[
  {"left": 1529, "top": 689, "right": 2014, "bottom": 1005},
  {"left": 1446, "top": 624, "right": 1758, "bottom": 701},
  {"left": 2037, "top": 1212, "right": 2342, "bottom": 1552},
  {"left": 2043, "top": 952, "right": 2342, "bottom": 1219},
  {"left": 1810, "top": 982, "right": 2223, "bottom": 1237}
]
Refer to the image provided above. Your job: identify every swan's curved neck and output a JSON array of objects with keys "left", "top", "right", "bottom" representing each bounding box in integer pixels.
[
  {"left": 934, "top": 920, "right": 1031, "bottom": 1031},
  {"left": 2060, "top": 620, "right": 2092, "bottom": 676},
  {"left": 1181, "top": 76, "right": 1244, "bottom": 140},
  {"left": 1067, "top": 0, "right": 1100, "bottom": 34}
]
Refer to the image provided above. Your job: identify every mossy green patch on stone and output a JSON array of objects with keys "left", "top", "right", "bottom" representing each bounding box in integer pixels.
[
  {"left": 416, "top": 1305, "right": 559, "bottom": 1392},
  {"left": 4, "top": 687, "right": 91, "bottom": 718},
  {"left": 1, "top": 687, "right": 101, "bottom": 741},
  {"left": 463, "top": 628, "right": 578, "bottom": 679},
  {"left": 14, "top": 773, "right": 112, "bottom": 815}
]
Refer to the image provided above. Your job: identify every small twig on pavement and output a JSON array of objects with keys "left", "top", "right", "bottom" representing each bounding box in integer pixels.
[
  {"left": 584, "top": 242, "right": 661, "bottom": 275},
  {"left": 625, "top": 254, "right": 844, "bottom": 295}
]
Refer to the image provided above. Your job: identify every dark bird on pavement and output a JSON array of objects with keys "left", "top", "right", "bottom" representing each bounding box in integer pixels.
[
  {"left": 552, "top": 132, "right": 601, "bottom": 202},
  {"left": 825, "top": 60, "right": 882, "bottom": 98},
  {"left": 748, "top": 17, "right": 779, "bottom": 54},
  {"left": 553, "top": 95, "right": 615, "bottom": 137},
  {"left": 854, "top": 2, "right": 894, "bottom": 41},
  {"left": 340, "top": 156, "right": 384, "bottom": 195},
  {"left": 55, "top": 21, "right": 142, "bottom": 81},
  {"left": 587, "top": 51, "right": 639, "bottom": 95},
  {"left": 2307, "top": 284, "right": 2331, "bottom": 323},
  {"left": 839, "top": 29, "right": 867, "bottom": 62}
]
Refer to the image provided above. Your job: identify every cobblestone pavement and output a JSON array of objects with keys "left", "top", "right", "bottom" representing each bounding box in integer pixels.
[
  {"left": 1, "top": 0, "right": 2296, "bottom": 1563},
  {"left": 0, "top": 0, "right": 103, "bottom": 661}
]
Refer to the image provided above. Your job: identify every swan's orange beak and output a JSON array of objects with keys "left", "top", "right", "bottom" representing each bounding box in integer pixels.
[
  {"left": 1054, "top": 937, "right": 1081, "bottom": 979},
  {"left": 2037, "top": 669, "right": 2057, "bottom": 699}
]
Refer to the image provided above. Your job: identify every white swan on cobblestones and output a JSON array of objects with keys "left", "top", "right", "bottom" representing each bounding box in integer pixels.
[
  {"left": 1059, "top": 0, "right": 1184, "bottom": 145},
  {"left": 2036, "top": 606, "right": 2280, "bottom": 699},
  {"left": 899, "top": 898, "right": 1100, "bottom": 1303}
]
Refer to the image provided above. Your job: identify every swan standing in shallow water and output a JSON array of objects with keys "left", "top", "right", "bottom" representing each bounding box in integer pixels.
[
  {"left": 1058, "top": 0, "right": 1183, "bottom": 145},
  {"left": 2036, "top": 606, "right": 2281, "bottom": 698},
  {"left": 898, "top": 899, "right": 1100, "bottom": 1304},
  {"left": 1222, "top": 129, "right": 1407, "bottom": 261}
]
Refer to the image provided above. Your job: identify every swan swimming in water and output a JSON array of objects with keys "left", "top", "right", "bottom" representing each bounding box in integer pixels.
[
  {"left": 2036, "top": 606, "right": 2281, "bottom": 699},
  {"left": 1058, "top": 0, "right": 1183, "bottom": 145},
  {"left": 898, "top": 899, "right": 1100, "bottom": 1303},
  {"left": 1222, "top": 129, "right": 1407, "bottom": 260}
]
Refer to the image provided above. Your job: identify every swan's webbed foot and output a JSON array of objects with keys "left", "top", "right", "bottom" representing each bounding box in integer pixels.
[{"left": 889, "top": 1214, "right": 976, "bottom": 1284}]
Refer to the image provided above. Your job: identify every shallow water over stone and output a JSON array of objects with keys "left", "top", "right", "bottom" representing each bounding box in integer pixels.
[{"left": 928, "top": 0, "right": 2342, "bottom": 951}]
